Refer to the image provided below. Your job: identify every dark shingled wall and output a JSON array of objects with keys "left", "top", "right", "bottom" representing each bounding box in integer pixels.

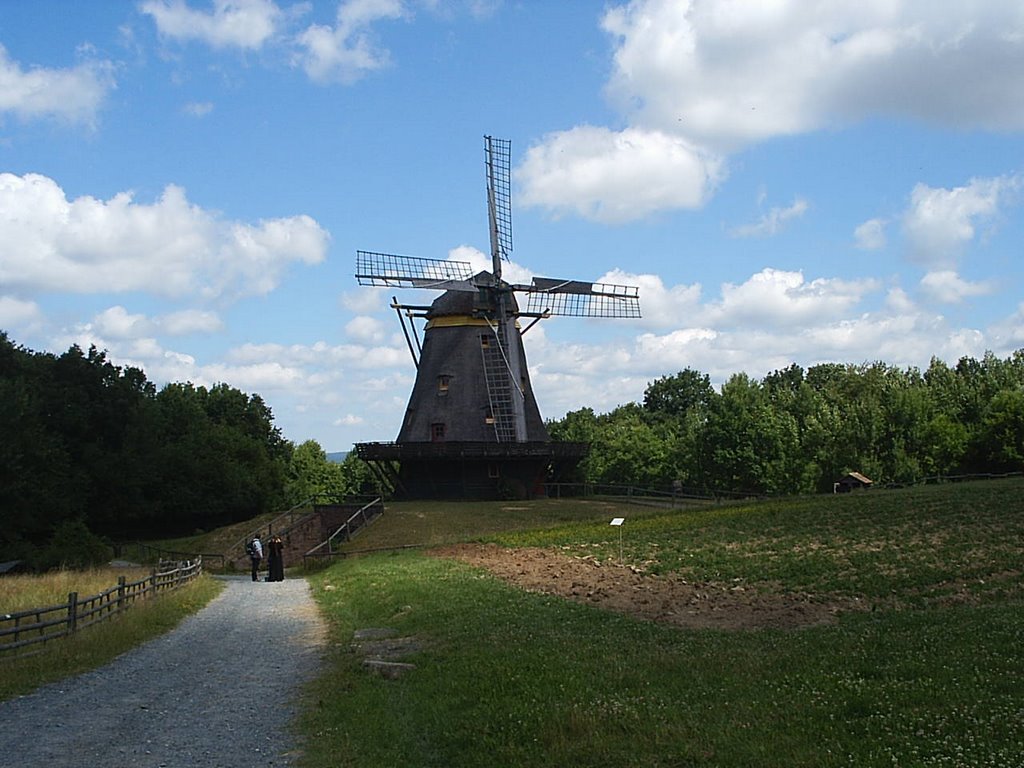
[{"left": 397, "top": 284, "right": 549, "bottom": 443}]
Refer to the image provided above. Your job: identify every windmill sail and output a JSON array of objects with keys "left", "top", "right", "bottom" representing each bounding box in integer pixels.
[
  {"left": 522, "top": 278, "right": 641, "bottom": 317},
  {"left": 485, "top": 135, "right": 513, "bottom": 275},
  {"left": 356, "top": 250, "right": 476, "bottom": 291},
  {"left": 482, "top": 135, "right": 527, "bottom": 440}
]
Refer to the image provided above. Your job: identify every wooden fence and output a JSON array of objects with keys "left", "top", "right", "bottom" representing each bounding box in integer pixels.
[{"left": 0, "top": 558, "right": 203, "bottom": 658}]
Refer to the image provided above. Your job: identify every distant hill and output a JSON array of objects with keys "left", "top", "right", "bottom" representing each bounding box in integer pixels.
[{"left": 327, "top": 451, "right": 349, "bottom": 463}]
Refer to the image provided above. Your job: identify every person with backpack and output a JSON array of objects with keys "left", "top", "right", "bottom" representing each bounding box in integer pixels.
[{"left": 246, "top": 535, "right": 263, "bottom": 582}]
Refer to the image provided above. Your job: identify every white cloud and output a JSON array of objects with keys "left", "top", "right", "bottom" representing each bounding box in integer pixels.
[
  {"left": 592, "top": 298, "right": 978, "bottom": 397},
  {"left": 160, "top": 308, "right": 224, "bottom": 334},
  {"left": 729, "top": 198, "right": 808, "bottom": 238},
  {"left": 522, "top": 1, "right": 1024, "bottom": 222},
  {"left": 517, "top": 126, "right": 723, "bottom": 223},
  {"left": 885, "top": 286, "right": 915, "bottom": 314},
  {"left": 183, "top": 101, "right": 214, "bottom": 117},
  {"left": 203, "top": 360, "right": 305, "bottom": 389},
  {"left": 334, "top": 413, "right": 365, "bottom": 426},
  {"left": 294, "top": 0, "right": 406, "bottom": 83},
  {"left": 0, "top": 296, "right": 42, "bottom": 327},
  {"left": 141, "top": 0, "right": 284, "bottom": 50},
  {"left": 595, "top": 269, "right": 701, "bottom": 330},
  {"left": 854, "top": 218, "right": 887, "bottom": 250},
  {"left": 0, "top": 173, "right": 329, "bottom": 299},
  {"left": 902, "top": 176, "right": 1019, "bottom": 267},
  {"left": 787, "top": 305, "right": 992, "bottom": 371},
  {"left": 345, "top": 315, "right": 390, "bottom": 343},
  {"left": 919, "top": 270, "right": 994, "bottom": 304},
  {"left": 340, "top": 286, "right": 387, "bottom": 314},
  {"left": 634, "top": 327, "right": 719, "bottom": 370},
  {"left": 989, "top": 304, "right": 1024, "bottom": 351},
  {"left": 705, "top": 268, "right": 879, "bottom": 329},
  {"left": 92, "top": 306, "right": 153, "bottom": 338},
  {"left": 82, "top": 306, "right": 223, "bottom": 340},
  {"left": 449, "top": 244, "right": 536, "bottom": 285},
  {"left": 0, "top": 44, "right": 114, "bottom": 126},
  {"left": 225, "top": 340, "right": 407, "bottom": 370},
  {"left": 602, "top": 0, "right": 1024, "bottom": 150}
]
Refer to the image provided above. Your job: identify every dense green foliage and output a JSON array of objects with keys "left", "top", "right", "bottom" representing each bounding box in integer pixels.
[
  {"left": 0, "top": 332, "right": 370, "bottom": 568},
  {"left": 281, "top": 441, "right": 380, "bottom": 510},
  {"left": 549, "top": 353, "right": 1024, "bottom": 494}
]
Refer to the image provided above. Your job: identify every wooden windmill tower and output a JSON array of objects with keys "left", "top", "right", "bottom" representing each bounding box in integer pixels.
[{"left": 354, "top": 136, "right": 640, "bottom": 499}]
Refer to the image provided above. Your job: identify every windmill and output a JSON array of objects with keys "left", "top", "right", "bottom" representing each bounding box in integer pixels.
[{"left": 354, "top": 136, "right": 640, "bottom": 499}]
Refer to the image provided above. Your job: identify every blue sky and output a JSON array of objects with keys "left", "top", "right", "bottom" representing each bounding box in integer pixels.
[{"left": 2, "top": 1, "right": 1024, "bottom": 453}]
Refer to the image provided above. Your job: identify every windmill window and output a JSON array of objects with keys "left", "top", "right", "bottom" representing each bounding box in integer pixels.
[
  {"left": 437, "top": 375, "right": 451, "bottom": 394},
  {"left": 484, "top": 408, "right": 495, "bottom": 425},
  {"left": 431, "top": 423, "right": 446, "bottom": 442},
  {"left": 488, "top": 463, "right": 500, "bottom": 478},
  {"left": 480, "top": 334, "right": 490, "bottom": 348}
]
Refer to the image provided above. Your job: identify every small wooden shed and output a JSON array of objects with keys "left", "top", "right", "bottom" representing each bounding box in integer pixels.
[
  {"left": 834, "top": 472, "right": 873, "bottom": 493},
  {"left": 0, "top": 560, "right": 26, "bottom": 576}
]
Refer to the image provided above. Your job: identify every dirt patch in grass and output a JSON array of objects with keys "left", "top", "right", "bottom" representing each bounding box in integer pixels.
[{"left": 429, "top": 543, "right": 861, "bottom": 631}]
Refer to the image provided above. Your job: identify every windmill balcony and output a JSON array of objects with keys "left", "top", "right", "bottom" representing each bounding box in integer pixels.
[{"left": 355, "top": 441, "right": 589, "bottom": 461}]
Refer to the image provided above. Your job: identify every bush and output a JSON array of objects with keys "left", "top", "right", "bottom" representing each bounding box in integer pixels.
[{"left": 35, "top": 519, "right": 112, "bottom": 570}]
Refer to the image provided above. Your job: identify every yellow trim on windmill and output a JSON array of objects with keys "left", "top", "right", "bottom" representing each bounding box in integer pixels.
[{"left": 425, "top": 315, "right": 523, "bottom": 330}]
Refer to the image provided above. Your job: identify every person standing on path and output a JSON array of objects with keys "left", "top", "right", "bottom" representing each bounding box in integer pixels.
[
  {"left": 0, "top": 576, "right": 326, "bottom": 767},
  {"left": 248, "top": 535, "right": 263, "bottom": 582},
  {"left": 267, "top": 535, "right": 285, "bottom": 582}
]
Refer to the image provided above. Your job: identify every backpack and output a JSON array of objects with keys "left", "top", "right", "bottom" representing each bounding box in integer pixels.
[{"left": 246, "top": 539, "right": 257, "bottom": 557}]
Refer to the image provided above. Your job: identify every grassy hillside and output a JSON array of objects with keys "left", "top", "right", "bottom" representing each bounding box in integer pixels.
[
  {"left": 299, "top": 478, "right": 1024, "bottom": 767},
  {"left": 146, "top": 497, "right": 674, "bottom": 565},
  {"left": 336, "top": 496, "right": 683, "bottom": 551},
  {"left": 138, "top": 510, "right": 281, "bottom": 566}
]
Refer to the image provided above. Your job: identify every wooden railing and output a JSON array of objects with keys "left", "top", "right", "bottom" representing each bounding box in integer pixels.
[
  {"left": 0, "top": 559, "right": 203, "bottom": 658},
  {"left": 226, "top": 495, "right": 324, "bottom": 559},
  {"left": 303, "top": 498, "right": 384, "bottom": 565}
]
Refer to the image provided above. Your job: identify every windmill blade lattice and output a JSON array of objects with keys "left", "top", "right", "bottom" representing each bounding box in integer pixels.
[
  {"left": 522, "top": 278, "right": 641, "bottom": 318},
  {"left": 355, "top": 250, "right": 476, "bottom": 291},
  {"left": 485, "top": 136, "right": 513, "bottom": 267}
]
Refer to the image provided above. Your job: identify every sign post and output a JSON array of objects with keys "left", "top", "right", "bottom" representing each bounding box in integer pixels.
[{"left": 610, "top": 517, "right": 624, "bottom": 563}]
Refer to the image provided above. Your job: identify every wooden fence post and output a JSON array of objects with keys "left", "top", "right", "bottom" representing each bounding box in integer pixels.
[
  {"left": 67, "top": 592, "right": 78, "bottom": 634},
  {"left": 117, "top": 575, "right": 126, "bottom": 612},
  {"left": 150, "top": 568, "right": 157, "bottom": 596}
]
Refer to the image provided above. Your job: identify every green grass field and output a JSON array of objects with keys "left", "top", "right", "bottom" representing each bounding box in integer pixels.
[{"left": 299, "top": 479, "right": 1024, "bottom": 767}]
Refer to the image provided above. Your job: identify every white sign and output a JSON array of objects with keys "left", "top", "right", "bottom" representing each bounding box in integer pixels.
[{"left": 610, "top": 517, "right": 624, "bottom": 526}]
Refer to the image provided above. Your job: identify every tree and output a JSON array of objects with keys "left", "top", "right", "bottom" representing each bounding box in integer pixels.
[
  {"left": 702, "top": 373, "right": 802, "bottom": 494},
  {"left": 285, "top": 440, "right": 348, "bottom": 505},
  {"left": 920, "top": 413, "right": 969, "bottom": 476},
  {"left": 338, "top": 452, "right": 380, "bottom": 497},
  {"left": 149, "top": 382, "right": 288, "bottom": 532},
  {"left": 588, "top": 404, "right": 676, "bottom": 488},
  {"left": 548, "top": 407, "right": 599, "bottom": 482},
  {"left": 643, "top": 368, "right": 714, "bottom": 419},
  {"left": 973, "top": 389, "right": 1024, "bottom": 472}
]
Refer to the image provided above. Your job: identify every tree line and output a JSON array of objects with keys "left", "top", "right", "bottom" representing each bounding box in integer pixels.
[
  {"left": 5, "top": 327, "right": 1022, "bottom": 566},
  {"left": 548, "top": 351, "right": 1024, "bottom": 495},
  {"left": 0, "top": 332, "right": 371, "bottom": 569}
]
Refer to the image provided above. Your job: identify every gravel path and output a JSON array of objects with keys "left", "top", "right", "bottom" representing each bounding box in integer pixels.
[{"left": 0, "top": 575, "right": 327, "bottom": 768}]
